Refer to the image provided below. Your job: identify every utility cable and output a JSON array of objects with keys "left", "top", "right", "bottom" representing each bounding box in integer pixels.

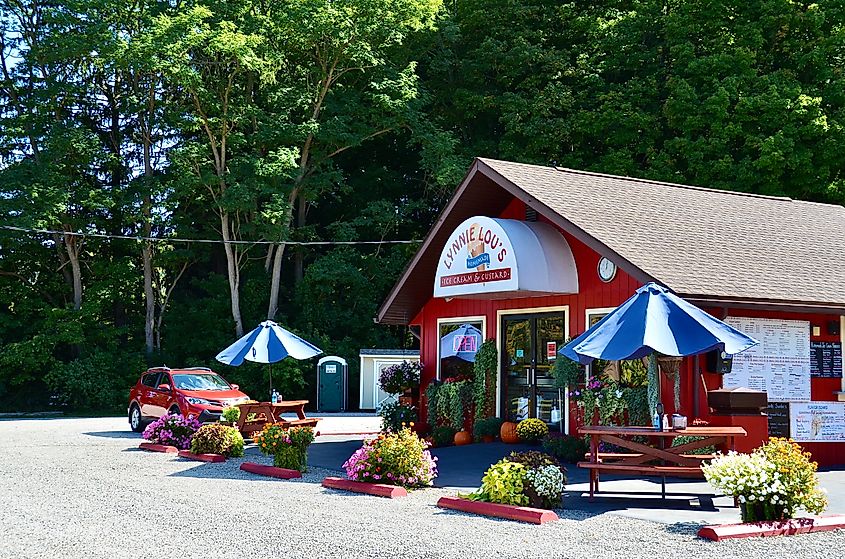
[{"left": 0, "top": 225, "right": 421, "bottom": 246}]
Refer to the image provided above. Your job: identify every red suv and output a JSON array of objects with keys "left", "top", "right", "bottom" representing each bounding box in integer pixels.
[{"left": 128, "top": 366, "right": 250, "bottom": 432}]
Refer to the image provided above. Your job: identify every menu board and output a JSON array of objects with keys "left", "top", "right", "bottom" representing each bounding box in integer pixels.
[
  {"left": 723, "top": 317, "right": 811, "bottom": 402},
  {"left": 790, "top": 402, "right": 845, "bottom": 442},
  {"left": 810, "top": 341, "right": 842, "bottom": 379},
  {"left": 766, "top": 402, "right": 790, "bottom": 438}
]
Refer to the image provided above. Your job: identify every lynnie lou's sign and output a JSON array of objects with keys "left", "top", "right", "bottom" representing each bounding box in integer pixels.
[
  {"left": 433, "top": 215, "right": 579, "bottom": 299},
  {"left": 434, "top": 216, "right": 520, "bottom": 297}
]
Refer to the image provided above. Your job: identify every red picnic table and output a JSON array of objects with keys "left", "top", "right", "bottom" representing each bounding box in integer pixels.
[
  {"left": 578, "top": 425, "right": 747, "bottom": 499},
  {"left": 235, "top": 400, "right": 320, "bottom": 437}
]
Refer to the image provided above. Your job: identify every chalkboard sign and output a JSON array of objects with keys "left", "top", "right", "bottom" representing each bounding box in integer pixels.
[
  {"left": 767, "top": 402, "right": 790, "bottom": 438},
  {"left": 810, "top": 341, "right": 842, "bottom": 379}
]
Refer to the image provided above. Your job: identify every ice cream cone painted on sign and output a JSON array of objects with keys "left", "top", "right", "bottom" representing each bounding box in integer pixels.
[
  {"left": 467, "top": 222, "right": 486, "bottom": 272},
  {"left": 812, "top": 413, "right": 823, "bottom": 438}
]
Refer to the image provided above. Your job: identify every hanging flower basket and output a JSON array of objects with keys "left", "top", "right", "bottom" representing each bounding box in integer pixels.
[{"left": 656, "top": 355, "right": 683, "bottom": 378}]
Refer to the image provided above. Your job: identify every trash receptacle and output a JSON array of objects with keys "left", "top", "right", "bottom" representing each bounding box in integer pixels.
[{"left": 317, "top": 356, "right": 348, "bottom": 412}]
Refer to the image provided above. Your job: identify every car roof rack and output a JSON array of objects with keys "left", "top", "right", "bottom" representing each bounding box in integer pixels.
[
  {"left": 180, "top": 367, "right": 213, "bottom": 372},
  {"left": 147, "top": 365, "right": 170, "bottom": 372}
]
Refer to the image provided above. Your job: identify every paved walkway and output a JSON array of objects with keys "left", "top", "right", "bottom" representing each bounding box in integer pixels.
[{"left": 306, "top": 435, "right": 845, "bottom": 526}]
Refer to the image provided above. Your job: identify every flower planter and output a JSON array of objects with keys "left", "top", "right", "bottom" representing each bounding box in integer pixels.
[
  {"left": 697, "top": 515, "right": 845, "bottom": 541},
  {"left": 177, "top": 450, "right": 226, "bottom": 463},
  {"left": 321, "top": 477, "right": 408, "bottom": 498},
  {"left": 436, "top": 496, "right": 558, "bottom": 525},
  {"left": 740, "top": 502, "right": 787, "bottom": 523},
  {"left": 139, "top": 442, "right": 178, "bottom": 454},
  {"left": 240, "top": 462, "right": 302, "bottom": 479}
]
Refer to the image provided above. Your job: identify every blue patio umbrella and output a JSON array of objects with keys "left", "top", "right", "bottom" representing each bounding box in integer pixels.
[
  {"left": 560, "top": 283, "right": 758, "bottom": 365},
  {"left": 216, "top": 320, "right": 323, "bottom": 398},
  {"left": 440, "top": 323, "right": 483, "bottom": 363}
]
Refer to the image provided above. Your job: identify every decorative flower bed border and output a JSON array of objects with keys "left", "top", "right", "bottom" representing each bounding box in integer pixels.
[
  {"left": 698, "top": 515, "right": 845, "bottom": 541},
  {"left": 436, "top": 496, "right": 558, "bottom": 525},
  {"left": 240, "top": 462, "right": 302, "bottom": 479},
  {"left": 321, "top": 477, "right": 408, "bottom": 498},
  {"left": 139, "top": 442, "right": 178, "bottom": 454},
  {"left": 176, "top": 450, "right": 225, "bottom": 463}
]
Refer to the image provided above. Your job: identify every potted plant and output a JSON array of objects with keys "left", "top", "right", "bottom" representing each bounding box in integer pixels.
[
  {"left": 702, "top": 438, "right": 827, "bottom": 522},
  {"left": 343, "top": 427, "right": 438, "bottom": 488},
  {"left": 254, "top": 424, "right": 316, "bottom": 472},
  {"left": 189, "top": 423, "right": 245, "bottom": 458},
  {"left": 377, "top": 401, "right": 417, "bottom": 433},
  {"left": 474, "top": 417, "right": 504, "bottom": 443},
  {"left": 464, "top": 450, "right": 567, "bottom": 509},
  {"left": 379, "top": 360, "right": 422, "bottom": 397},
  {"left": 431, "top": 426, "right": 457, "bottom": 448},
  {"left": 516, "top": 418, "right": 549, "bottom": 444},
  {"left": 220, "top": 405, "right": 241, "bottom": 427}
]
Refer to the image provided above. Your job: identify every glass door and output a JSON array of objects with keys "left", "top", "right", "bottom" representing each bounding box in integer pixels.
[{"left": 501, "top": 312, "right": 565, "bottom": 425}]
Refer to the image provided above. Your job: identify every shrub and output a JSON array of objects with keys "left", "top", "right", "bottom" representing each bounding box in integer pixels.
[
  {"left": 221, "top": 406, "right": 241, "bottom": 423},
  {"left": 189, "top": 424, "right": 244, "bottom": 457},
  {"left": 542, "top": 433, "right": 589, "bottom": 463},
  {"left": 465, "top": 451, "right": 566, "bottom": 509},
  {"left": 702, "top": 438, "right": 827, "bottom": 522},
  {"left": 378, "top": 360, "right": 422, "bottom": 394},
  {"left": 343, "top": 427, "right": 437, "bottom": 488},
  {"left": 466, "top": 459, "right": 528, "bottom": 506},
  {"left": 473, "top": 416, "right": 503, "bottom": 438},
  {"left": 431, "top": 425, "right": 457, "bottom": 447},
  {"left": 507, "top": 451, "right": 567, "bottom": 508},
  {"left": 254, "top": 424, "right": 316, "bottom": 472},
  {"left": 378, "top": 401, "right": 417, "bottom": 433},
  {"left": 516, "top": 418, "right": 548, "bottom": 443},
  {"left": 142, "top": 413, "right": 201, "bottom": 450},
  {"left": 759, "top": 437, "right": 828, "bottom": 518}
]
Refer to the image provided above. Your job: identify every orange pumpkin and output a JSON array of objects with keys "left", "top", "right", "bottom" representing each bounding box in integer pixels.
[
  {"left": 454, "top": 430, "right": 472, "bottom": 446},
  {"left": 500, "top": 421, "right": 519, "bottom": 444}
]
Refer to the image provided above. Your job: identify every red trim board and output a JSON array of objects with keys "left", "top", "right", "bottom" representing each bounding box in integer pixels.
[
  {"left": 321, "top": 477, "right": 408, "bottom": 498},
  {"left": 139, "top": 442, "right": 177, "bottom": 454},
  {"left": 436, "top": 496, "right": 558, "bottom": 524},
  {"left": 176, "top": 450, "right": 225, "bottom": 463},
  {"left": 698, "top": 515, "right": 845, "bottom": 541},
  {"left": 240, "top": 462, "right": 302, "bottom": 479}
]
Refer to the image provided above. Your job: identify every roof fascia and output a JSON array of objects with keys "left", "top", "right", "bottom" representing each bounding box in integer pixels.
[{"left": 376, "top": 160, "right": 483, "bottom": 323}]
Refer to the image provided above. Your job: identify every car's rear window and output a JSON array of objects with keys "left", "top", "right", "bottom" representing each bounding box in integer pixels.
[
  {"left": 141, "top": 373, "right": 159, "bottom": 387},
  {"left": 172, "top": 373, "right": 230, "bottom": 391}
]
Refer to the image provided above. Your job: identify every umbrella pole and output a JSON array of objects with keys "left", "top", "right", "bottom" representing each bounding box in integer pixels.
[
  {"left": 647, "top": 353, "right": 660, "bottom": 417},
  {"left": 269, "top": 363, "right": 273, "bottom": 401}
]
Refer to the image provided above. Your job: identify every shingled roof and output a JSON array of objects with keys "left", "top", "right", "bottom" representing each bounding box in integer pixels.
[{"left": 377, "top": 158, "right": 845, "bottom": 324}]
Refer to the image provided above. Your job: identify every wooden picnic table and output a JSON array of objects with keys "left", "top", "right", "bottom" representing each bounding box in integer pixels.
[
  {"left": 578, "top": 425, "right": 747, "bottom": 500},
  {"left": 235, "top": 400, "right": 320, "bottom": 437}
]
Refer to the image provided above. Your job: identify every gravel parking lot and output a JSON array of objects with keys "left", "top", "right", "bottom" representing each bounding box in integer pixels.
[{"left": 1, "top": 417, "right": 843, "bottom": 559}]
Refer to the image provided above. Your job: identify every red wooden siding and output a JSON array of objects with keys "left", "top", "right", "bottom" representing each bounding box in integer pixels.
[{"left": 411, "top": 195, "right": 845, "bottom": 465}]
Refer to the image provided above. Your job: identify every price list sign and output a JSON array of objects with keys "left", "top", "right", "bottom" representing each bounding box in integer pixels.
[
  {"left": 723, "top": 317, "right": 811, "bottom": 402},
  {"left": 810, "top": 341, "right": 842, "bottom": 379}
]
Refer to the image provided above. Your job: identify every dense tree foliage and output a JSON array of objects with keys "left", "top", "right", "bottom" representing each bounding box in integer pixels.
[{"left": 1, "top": 0, "right": 842, "bottom": 412}]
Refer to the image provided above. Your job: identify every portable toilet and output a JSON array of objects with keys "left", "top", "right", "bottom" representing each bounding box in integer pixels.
[{"left": 317, "top": 356, "right": 348, "bottom": 412}]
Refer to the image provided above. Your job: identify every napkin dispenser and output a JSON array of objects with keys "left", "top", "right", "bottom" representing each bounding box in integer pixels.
[{"left": 671, "top": 414, "right": 687, "bottom": 430}]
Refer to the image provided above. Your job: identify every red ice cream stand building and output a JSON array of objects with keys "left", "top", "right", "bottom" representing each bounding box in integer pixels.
[{"left": 377, "top": 158, "right": 845, "bottom": 465}]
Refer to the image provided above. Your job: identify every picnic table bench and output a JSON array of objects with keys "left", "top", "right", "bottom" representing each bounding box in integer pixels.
[
  {"left": 235, "top": 400, "right": 320, "bottom": 437},
  {"left": 578, "top": 425, "right": 746, "bottom": 500}
]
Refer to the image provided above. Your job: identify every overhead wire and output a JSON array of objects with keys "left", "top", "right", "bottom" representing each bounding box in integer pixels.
[{"left": 0, "top": 225, "right": 421, "bottom": 246}]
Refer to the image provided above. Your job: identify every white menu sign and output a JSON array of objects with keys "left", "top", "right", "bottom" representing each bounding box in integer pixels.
[
  {"left": 790, "top": 402, "right": 845, "bottom": 442},
  {"left": 723, "top": 317, "right": 811, "bottom": 402}
]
